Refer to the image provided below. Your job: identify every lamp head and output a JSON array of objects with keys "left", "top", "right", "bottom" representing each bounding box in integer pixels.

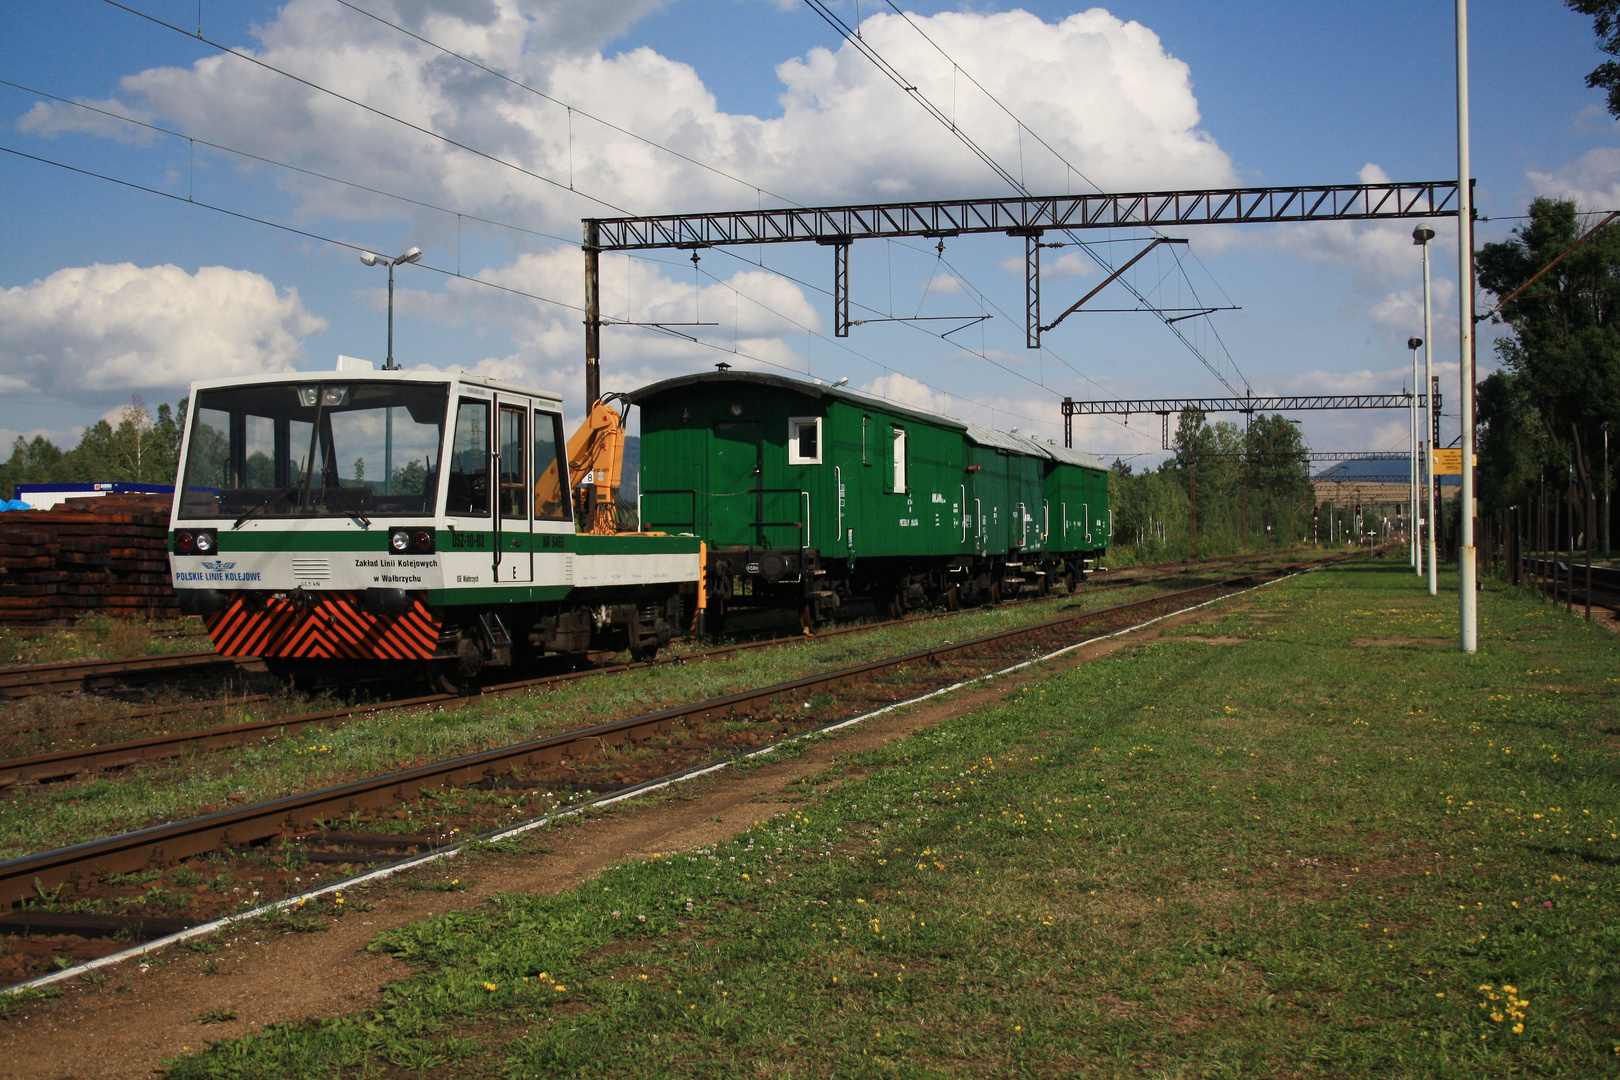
[
  {"left": 1412, "top": 226, "right": 1436, "bottom": 245},
  {"left": 360, "top": 251, "right": 382, "bottom": 266},
  {"left": 832, "top": 376, "right": 849, "bottom": 388},
  {"left": 1408, "top": 336, "right": 1423, "bottom": 350},
  {"left": 397, "top": 246, "right": 423, "bottom": 265}
]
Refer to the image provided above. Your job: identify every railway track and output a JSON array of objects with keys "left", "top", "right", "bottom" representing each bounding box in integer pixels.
[
  {"left": 0, "top": 552, "right": 1351, "bottom": 988},
  {"left": 0, "top": 551, "right": 1304, "bottom": 787},
  {"left": 0, "top": 550, "right": 1302, "bottom": 707},
  {"left": 1520, "top": 558, "right": 1620, "bottom": 624},
  {"left": 0, "top": 650, "right": 255, "bottom": 700}
]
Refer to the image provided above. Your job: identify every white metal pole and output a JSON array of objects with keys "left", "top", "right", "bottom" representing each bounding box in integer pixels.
[
  {"left": 1410, "top": 363, "right": 1420, "bottom": 574},
  {"left": 1423, "top": 239, "right": 1438, "bottom": 594},
  {"left": 1456, "top": 0, "right": 1478, "bottom": 652}
]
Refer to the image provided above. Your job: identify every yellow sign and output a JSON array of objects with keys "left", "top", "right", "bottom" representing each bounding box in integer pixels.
[{"left": 1432, "top": 449, "right": 1477, "bottom": 475}]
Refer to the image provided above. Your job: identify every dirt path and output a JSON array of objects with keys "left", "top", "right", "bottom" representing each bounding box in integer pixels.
[{"left": 0, "top": 598, "right": 1244, "bottom": 1080}]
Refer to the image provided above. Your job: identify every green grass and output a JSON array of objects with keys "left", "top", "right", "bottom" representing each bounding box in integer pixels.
[
  {"left": 0, "top": 614, "right": 209, "bottom": 667},
  {"left": 153, "top": 561, "right": 1620, "bottom": 1078},
  {"left": 0, "top": 579, "right": 1198, "bottom": 859}
]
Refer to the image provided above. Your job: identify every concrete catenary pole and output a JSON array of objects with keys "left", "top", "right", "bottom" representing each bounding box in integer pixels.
[{"left": 1456, "top": 0, "right": 1478, "bottom": 652}]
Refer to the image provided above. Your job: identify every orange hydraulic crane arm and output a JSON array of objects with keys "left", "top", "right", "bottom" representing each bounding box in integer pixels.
[{"left": 565, "top": 395, "right": 628, "bottom": 534}]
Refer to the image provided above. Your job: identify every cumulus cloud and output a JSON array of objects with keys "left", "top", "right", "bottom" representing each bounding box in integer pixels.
[
  {"left": 20, "top": 1, "right": 1235, "bottom": 234},
  {"left": 1357, "top": 162, "right": 1391, "bottom": 185},
  {"left": 1528, "top": 147, "right": 1620, "bottom": 211},
  {"left": 16, "top": 97, "right": 160, "bottom": 145},
  {"left": 1364, "top": 278, "right": 1457, "bottom": 348},
  {"left": 999, "top": 250, "right": 1095, "bottom": 278},
  {"left": 0, "top": 263, "right": 326, "bottom": 402},
  {"left": 859, "top": 371, "right": 956, "bottom": 416}
]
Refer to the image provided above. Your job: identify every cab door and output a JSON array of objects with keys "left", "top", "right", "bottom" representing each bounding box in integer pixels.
[
  {"left": 495, "top": 399, "right": 533, "bottom": 583},
  {"left": 444, "top": 394, "right": 493, "bottom": 587}
]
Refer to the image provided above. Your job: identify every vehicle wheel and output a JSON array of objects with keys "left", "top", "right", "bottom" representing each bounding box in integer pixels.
[
  {"left": 1064, "top": 569, "right": 1078, "bottom": 593},
  {"left": 946, "top": 585, "right": 960, "bottom": 611},
  {"left": 888, "top": 592, "right": 904, "bottom": 620},
  {"left": 629, "top": 637, "right": 659, "bottom": 663},
  {"left": 989, "top": 578, "right": 1002, "bottom": 605},
  {"left": 1037, "top": 572, "right": 1050, "bottom": 597},
  {"left": 800, "top": 603, "right": 819, "bottom": 636}
]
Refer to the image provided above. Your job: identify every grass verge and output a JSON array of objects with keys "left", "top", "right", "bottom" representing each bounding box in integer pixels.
[
  {"left": 0, "top": 615, "right": 209, "bottom": 667},
  {"left": 152, "top": 559, "right": 1620, "bottom": 1076},
  {"left": 0, "top": 577, "right": 1206, "bottom": 859}
]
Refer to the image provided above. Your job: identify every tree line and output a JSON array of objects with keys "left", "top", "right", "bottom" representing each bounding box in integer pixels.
[
  {"left": 1109, "top": 410, "right": 1320, "bottom": 560},
  {"left": 0, "top": 397, "right": 187, "bottom": 501},
  {"left": 1476, "top": 196, "right": 1618, "bottom": 546}
]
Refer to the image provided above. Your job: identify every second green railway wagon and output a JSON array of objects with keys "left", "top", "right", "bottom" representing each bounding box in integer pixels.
[{"left": 630, "top": 370, "right": 1109, "bottom": 629}]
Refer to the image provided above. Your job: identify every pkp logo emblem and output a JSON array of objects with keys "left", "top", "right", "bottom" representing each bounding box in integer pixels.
[{"left": 200, "top": 560, "right": 237, "bottom": 572}]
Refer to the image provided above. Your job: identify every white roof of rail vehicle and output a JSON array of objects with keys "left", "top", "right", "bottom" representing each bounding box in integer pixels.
[
  {"left": 963, "top": 423, "right": 1106, "bottom": 470},
  {"left": 184, "top": 365, "right": 562, "bottom": 403}
]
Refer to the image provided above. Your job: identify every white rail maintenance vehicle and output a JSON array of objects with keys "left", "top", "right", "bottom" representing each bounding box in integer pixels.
[{"left": 166, "top": 363, "right": 699, "bottom": 687}]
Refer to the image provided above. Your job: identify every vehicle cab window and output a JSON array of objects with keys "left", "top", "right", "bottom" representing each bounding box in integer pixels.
[{"left": 446, "top": 399, "right": 490, "bottom": 516}]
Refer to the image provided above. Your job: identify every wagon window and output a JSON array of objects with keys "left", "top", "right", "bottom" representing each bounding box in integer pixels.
[
  {"left": 787, "top": 416, "right": 822, "bottom": 465},
  {"left": 891, "top": 426, "right": 907, "bottom": 493}
]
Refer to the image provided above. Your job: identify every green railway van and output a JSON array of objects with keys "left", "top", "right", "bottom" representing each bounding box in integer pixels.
[{"left": 630, "top": 370, "right": 1108, "bottom": 629}]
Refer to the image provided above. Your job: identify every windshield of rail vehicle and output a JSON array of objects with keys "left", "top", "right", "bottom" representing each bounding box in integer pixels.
[{"left": 178, "top": 382, "right": 449, "bottom": 519}]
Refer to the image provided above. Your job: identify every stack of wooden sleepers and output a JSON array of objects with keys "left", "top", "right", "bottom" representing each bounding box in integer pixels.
[{"left": 0, "top": 494, "right": 177, "bottom": 626}]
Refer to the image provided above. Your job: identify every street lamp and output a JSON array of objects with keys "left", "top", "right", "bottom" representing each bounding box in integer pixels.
[
  {"left": 1604, "top": 420, "right": 1612, "bottom": 557},
  {"left": 360, "top": 246, "right": 423, "bottom": 371},
  {"left": 1414, "top": 224, "right": 1438, "bottom": 597}
]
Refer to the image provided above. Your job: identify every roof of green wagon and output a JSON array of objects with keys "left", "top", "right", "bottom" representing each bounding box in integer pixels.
[
  {"left": 628, "top": 370, "right": 1104, "bottom": 469},
  {"left": 626, "top": 370, "right": 969, "bottom": 433},
  {"left": 963, "top": 423, "right": 1106, "bottom": 470}
]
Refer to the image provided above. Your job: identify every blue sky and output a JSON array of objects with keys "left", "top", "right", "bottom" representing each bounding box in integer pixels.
[{"left": 1, "top": 0, "right": 1616, "bottom": 464}]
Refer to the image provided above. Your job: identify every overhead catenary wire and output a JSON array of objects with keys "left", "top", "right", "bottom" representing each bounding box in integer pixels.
[
  {"left": 83, "top": 0, "right": 1087, "bottom": 429},
  {"left": 0, "top": 77, "right": 574, "bottom": 247},
  {"left": 323, "top": 0, "right": 1119, "bottom": 426},
  {"left": 0, "top": 97, "right": 1068, "bottom": 441},
  {"left": 699, "top": 241, "right": 1162, "bottom": 449},
  {"left": 99, "top": 0, "right": 636, "bottom": 215},
  {"left": 868, "top": 9, "right": 1260, "bottom": 389},
  {"left": 0, "top": 144, "right": 584, "bottom": 315},
  {"left": 811, "top": 0, "right": 1249, "bottom": 395},
  {"left": 24, "top": 5, "right": 1157, "bottom": 444},
  {"left": 329, "top": 0, "right": 804, "bottom": 212}
]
